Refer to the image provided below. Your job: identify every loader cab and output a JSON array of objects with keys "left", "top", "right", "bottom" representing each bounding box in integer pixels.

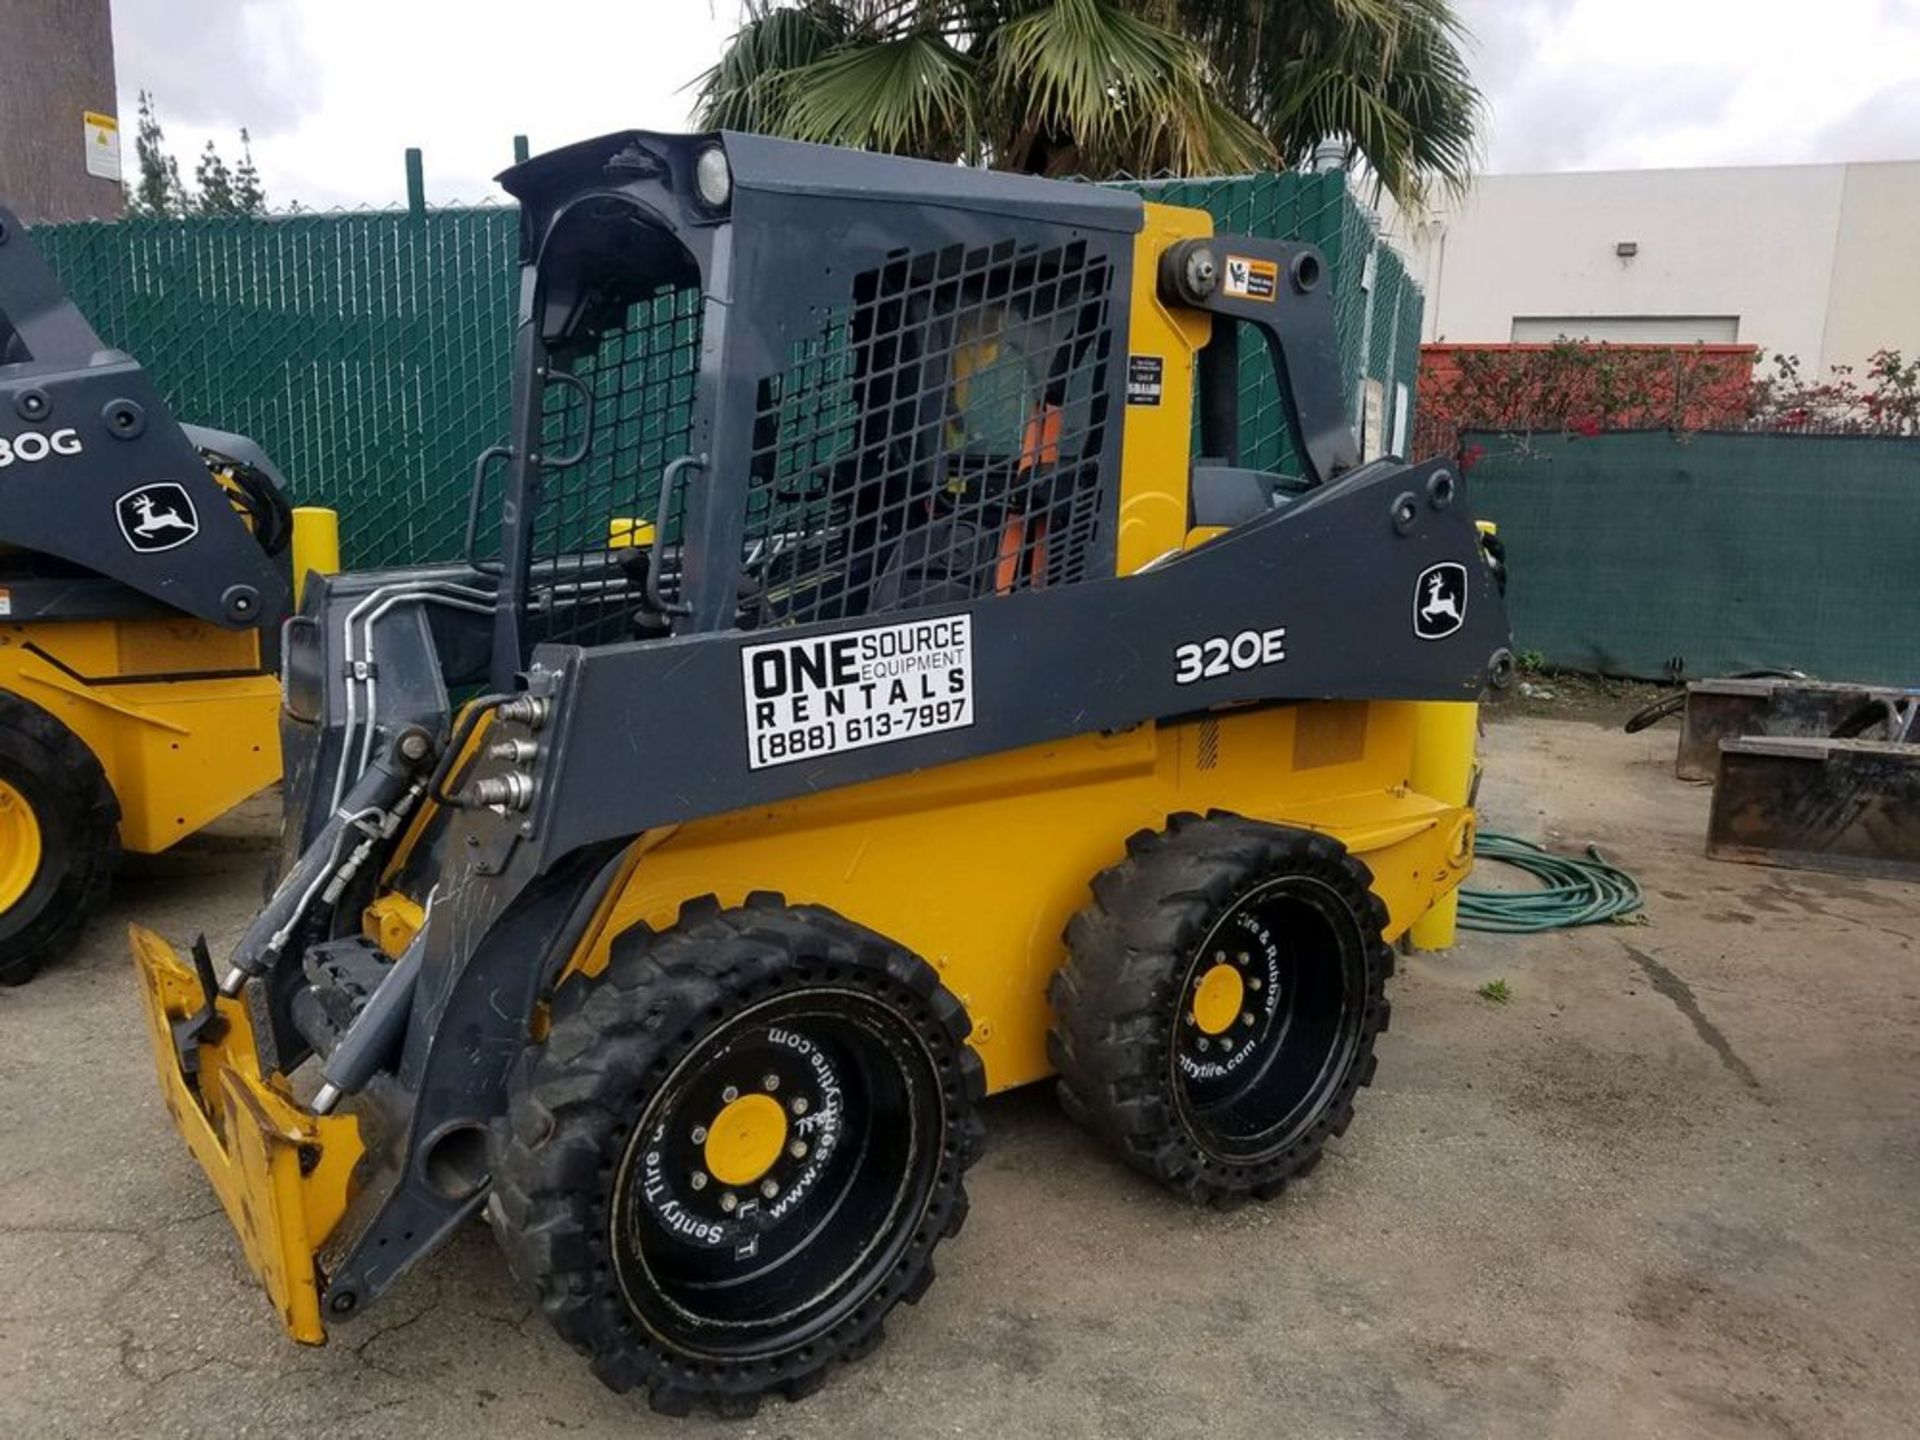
[
  {"left": 487, "top": 130, "right": 1142, "bottom": 688},
  {"left": 484, "top": 133, "right": 1362, "bottom": 696}
]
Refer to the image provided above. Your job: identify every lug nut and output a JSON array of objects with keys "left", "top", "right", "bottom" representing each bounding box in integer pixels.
[
  {"left": 720, "top": 1192, "right": 738, "bottom": 1213},
  {"left": 1241, "top": 1012, "right": 1254, "bottom": 1027},
  {"left": 1248, "top": 977, "right": 1263, "bottom": 992},
  {"left": 762, "top": 1074, "right": 780, "bottom": 1091},
  {"left": 760, "top": 1179, "right": 779, "bottom": 1199},
  {"left": 790, "top": 1097, "right": 809, "bottom": 1116},
  {"left": 690, "top": 1172, "right": 708, "bottom": 1190},
  {"left": 1196, "top": 1037, "right": 1210, "bottom": 1053},
  {"left": 722, "top": 1085, "right": 740, "bottom": 1103},
  {"left": 788, "top": 1140, "right": 808, "bottom": 1160},
  {"left": 1237, "top": 952, "right": 1249, "bottom": 965},
  {"left": 1220, "top": 1037, "right": 1234, "bottom": 1052},
  {"left": 691, "top": 1125, "right": 709, "bottom": 1144}
]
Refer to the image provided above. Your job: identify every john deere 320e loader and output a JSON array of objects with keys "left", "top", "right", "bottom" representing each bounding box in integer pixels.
[{"left": 130, "top": 132, "right": 1511, "bottom": 1416}]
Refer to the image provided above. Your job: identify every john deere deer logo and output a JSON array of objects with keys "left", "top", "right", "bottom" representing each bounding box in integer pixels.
[
  {"left": 115, "top": 483, "right": 200, "bottom": 554},
  {"left": 1413, "top": 562, "right": 1467, "bottom": 640}
]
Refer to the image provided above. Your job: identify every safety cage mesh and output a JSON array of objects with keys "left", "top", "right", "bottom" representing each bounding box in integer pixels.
[
  {"left": 737, "top": 238, "right": 1118, "bottom": 630},
  {"left": 523, "top": 283, "right": 701, "bottom": 648}
]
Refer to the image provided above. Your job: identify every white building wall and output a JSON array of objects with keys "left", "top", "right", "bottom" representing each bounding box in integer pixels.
[
  {"left": 1822, "top": 163, "right": 1920, "bottom": 377},
  {"left": 1381, "top": 161, "right": 1920, "bottom": 377}
]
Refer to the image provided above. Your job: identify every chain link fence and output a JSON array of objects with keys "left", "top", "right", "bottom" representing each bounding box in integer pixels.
[
  {"left": 30, "top": 175, "right": 1418, "bottom": 569},
  {"left": 33, "top": 208, "right": 521, "bottom": 568}
]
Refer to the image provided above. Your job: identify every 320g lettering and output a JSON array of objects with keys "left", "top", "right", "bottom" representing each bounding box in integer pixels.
[{"left": 0, "top": 428, "right": 84, "bottom": 468}]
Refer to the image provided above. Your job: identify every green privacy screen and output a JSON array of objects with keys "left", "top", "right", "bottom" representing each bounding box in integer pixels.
[
  {"left": 1466, "top": 429, "right": 1920, "bottom": 685},
  {"left": 30, "top": 174, "right": 1417, "bottom": 570},
  {"left": 28, "top": 209, "right": 523, "bottom": 570}
]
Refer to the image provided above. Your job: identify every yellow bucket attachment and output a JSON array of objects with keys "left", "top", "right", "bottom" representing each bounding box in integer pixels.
[{"left": 129, "top": 924, "right": 362, "bottom": 1344}]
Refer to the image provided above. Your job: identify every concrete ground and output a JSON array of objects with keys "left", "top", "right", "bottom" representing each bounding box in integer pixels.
[{"left": 2, "top": 712, "right": 1916, "bottom": 1439}]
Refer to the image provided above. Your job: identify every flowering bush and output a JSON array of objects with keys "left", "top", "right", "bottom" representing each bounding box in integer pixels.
[
  {"left": 1412, "top": 341, "right": 1753, "bottom": 462},
  {"left": 1413, "top": 341, "right": 1920, "bottom": 464},
  {"left": 1746, "top": 349, "right": 1920, "bottom": 436}
]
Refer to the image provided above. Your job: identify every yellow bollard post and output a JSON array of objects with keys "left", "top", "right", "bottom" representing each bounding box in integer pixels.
[
  {"left": 1410, "top": 698, "right": 1480, "bottom": 950},
  {"left": 289, "top": 507, "right": 342, "bottom": 607}
]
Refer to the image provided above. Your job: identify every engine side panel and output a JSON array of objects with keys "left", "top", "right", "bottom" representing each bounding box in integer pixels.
[{"left": 558, "top": 700, "right": 1471, "bottom": 1092}]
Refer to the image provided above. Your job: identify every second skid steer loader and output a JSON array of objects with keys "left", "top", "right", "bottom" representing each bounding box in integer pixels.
[
  {"left": 0, "top": 207, "right": 336, "bottom": 983},
  {"left": 131, "top": 131, "right": 1511, "bottom": 1416}
]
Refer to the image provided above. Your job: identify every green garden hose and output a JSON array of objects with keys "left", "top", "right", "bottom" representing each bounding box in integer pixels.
[{"left": 1457, "top": 832, "right": 1643, "bottom": 934}]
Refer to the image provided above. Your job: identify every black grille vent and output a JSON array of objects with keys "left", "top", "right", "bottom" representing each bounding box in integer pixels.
[{"left": 741, "top": 238, "right": 1117, "bottom": 629}]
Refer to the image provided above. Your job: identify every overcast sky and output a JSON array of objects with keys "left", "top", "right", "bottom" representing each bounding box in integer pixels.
[{"left": 112, "top": 0, "right": 1920, "bottom": 210}]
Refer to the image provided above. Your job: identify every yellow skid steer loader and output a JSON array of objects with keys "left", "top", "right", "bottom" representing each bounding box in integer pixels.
[
  {"left": 130, "top": 133, "right": 1510, "bottom": 1416},
  {"left": 0, "top": 207, "right": 335, "bottom": 983}
]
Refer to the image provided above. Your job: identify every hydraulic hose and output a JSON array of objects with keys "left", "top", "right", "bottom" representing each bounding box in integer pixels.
[{"left": 1457, "top": 832, "right": 1643, "bottom": 934}]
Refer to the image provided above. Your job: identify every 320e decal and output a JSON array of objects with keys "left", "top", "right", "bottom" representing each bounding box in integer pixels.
[{"left": 1173, "top": 626, "right": 1288, "bottom": 686}]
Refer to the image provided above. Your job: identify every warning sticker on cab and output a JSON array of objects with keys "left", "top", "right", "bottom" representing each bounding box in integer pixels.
[
  {"left": 1223, "top": 255, "right": 1279, "bottom": 301},
  {"left": 741, "top": 615, "right": 974, "bottom": 770}
]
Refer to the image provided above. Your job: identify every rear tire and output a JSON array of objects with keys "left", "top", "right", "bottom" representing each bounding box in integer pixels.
[
  {"left": 1049, "top": 812, "right": 1392, "bottom": 1206},
  {"left": 0, "top": 692, "right": 119, "bottom": 985},
  {"left": 488, "top": 894, "right": 984, "bottom": 1417}
]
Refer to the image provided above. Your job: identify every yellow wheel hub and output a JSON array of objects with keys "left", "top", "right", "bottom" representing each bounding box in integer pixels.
[
  {"left": 704, "top": 1092, "right": 790, "bottom": 1187},
  {"left": 0, "top": 778, "right": 43, "bottom": 913},
  {"left": 1191, "top": 961, "right": 1245, "bottom": 1036}
]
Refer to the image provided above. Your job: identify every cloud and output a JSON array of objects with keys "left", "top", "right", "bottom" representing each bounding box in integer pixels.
[
  {"left": 107, "top": 0, "right": 1920, "bottom": 210},
  {"left": 1809, "top": 82, "right": 1920, "bottom": 165},
  {"left": 1458, "top": 0, "right": 1920, "bottom": 173},
  {"left": 113, "top": 0, "right": 319, "bottom": 138},
  {"left": 112, "top": 0, "right": 739, "bottom": 209}
]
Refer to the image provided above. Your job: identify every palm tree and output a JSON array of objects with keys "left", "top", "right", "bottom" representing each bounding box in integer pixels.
[{"left": 693, "top": 0, "right": 1481, "bottom": 204}]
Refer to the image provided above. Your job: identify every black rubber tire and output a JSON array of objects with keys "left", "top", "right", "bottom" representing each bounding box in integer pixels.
[
  {"left": 488, "top": 893, "right": 985, "bottom": 1418},
  {"left": 0, "top": 692, "right": 120, "bottom": 986},
  {"left": 1048, "top": 812, "right": 1393, "bottom": 1207}
]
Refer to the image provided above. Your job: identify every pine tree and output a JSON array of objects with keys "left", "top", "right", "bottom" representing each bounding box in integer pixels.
[
  {"left": 131, "top": 90, "right": 189, "bottom": 217},
  {"left": 233, "top": 129, "right": 267, "bottom": 216},
  {"left": 196, "top": 141, "right": 236, "bottom": 216}
]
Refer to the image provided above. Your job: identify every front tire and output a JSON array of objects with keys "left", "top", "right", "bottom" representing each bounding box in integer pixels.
[
  {"left": 488, "top": 894, "right": 984, "bottom": 1417},
  {"left": 1049, "top": 813, "right": 1393, "bottom": 1206},
  {"left": 0, "top": 692, "right": 119, "bottom": 985}
]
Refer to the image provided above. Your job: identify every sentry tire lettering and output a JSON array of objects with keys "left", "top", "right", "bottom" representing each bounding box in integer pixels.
[
  {"left": 1174, "top": 626, "right": 1286, "bottom": 685},
  {"left": 0, "top": 428, "right": 83, "bottom": 467}
]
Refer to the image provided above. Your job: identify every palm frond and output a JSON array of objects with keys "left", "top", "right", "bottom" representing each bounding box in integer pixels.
[
  {"left": 692, "top": 0, "right": 1478, "bottom": 190},
  {"left": 1175, "top": 0, "right": 1482, "bottom": 203},
  {"left": 780, "top": 32, "right": 981, "bottom": 157},
  {"left": 985, "top": 0, "right": 1268, "bottom": 173},
  {"left": 693, "top": 3, "right": 853, "bottom": 132}
]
